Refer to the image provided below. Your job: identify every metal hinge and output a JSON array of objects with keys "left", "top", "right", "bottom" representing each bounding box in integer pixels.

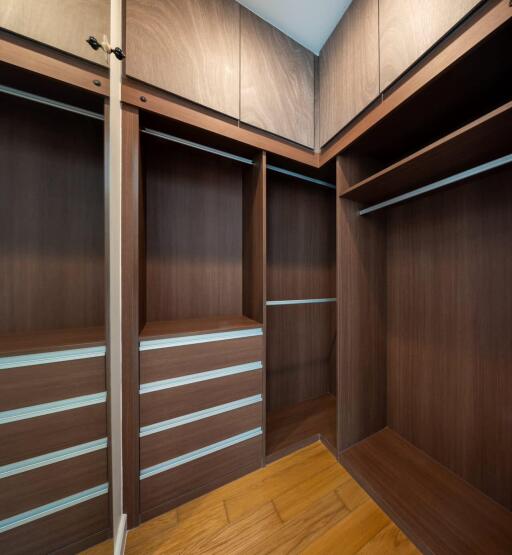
[{"left": 86, "top": 36, "right": 125, "bottom": 61}]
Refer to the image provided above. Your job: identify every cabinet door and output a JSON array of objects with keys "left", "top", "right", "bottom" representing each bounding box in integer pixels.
[
  {"left": 240, "top": 8, "right": 315, "bottom": 148},
  {"left": 126, "top": 0, "right": 240, "bottom": 119},
  {"left": 319, "top": 0, "right": 379, "bottom": 146},
  {"left": 0, "top": 0, "right": 109, "bottom": 66},
  {"left": 379, "top": 0, "right": 482, "bottom": 91}
]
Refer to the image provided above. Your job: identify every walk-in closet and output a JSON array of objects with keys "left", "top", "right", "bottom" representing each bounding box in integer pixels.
[{"left": 1, "top": 0, "right": 511, "bottom": 553}]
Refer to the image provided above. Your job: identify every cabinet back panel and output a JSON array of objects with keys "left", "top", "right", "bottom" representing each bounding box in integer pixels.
[
  {"left": 0, "top": 95, "right": 104, "bottom": 333},
  {"left": 387, "top": 167, "right": 512, "bottom": 510},
  {"left": 144, "top": 138, "right": 243, "bottom": 321},
  {"left": 267, "top": 303, "right": 336, "bottom": 412},
  {"left": 267, "top": 175, "right": 335, "bottom": 300}
]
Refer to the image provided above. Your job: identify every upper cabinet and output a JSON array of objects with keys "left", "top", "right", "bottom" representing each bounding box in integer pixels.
[
  {"left": 0, "top": 0, "right": 109, "bottom": 66},
  {"left": 379, "top": 0, "right": 482, "bottom": 91},
  {"left": 319, "top": 0, "right": 379, "bottom": 147},
  {"left": 126, "top": 0, "right": 240, "bottom": 119},
  {"left": 240, "top": 8, "right": 315, "bottom": 148}
]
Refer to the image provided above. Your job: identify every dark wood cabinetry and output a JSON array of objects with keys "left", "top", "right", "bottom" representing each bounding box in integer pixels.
[
  {"left": 0, "top": 0, "right": 109, "bottom": 66},
  {"left": 319, "top": 0, "right": 379, "bottom": 146},
  {"left": 126, "top": 0, "right": 240, "bottom": 118},
  {"left": 240, "top": 8, "right": 315, "bottom": 147}
]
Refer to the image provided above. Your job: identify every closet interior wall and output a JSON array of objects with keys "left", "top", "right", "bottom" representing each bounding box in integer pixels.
[
  {"left": 336, "top": 18, "right": 512, "bottom": 552},
  {"left": 0, "top": 67, "right": 110, "bottom": 554}
]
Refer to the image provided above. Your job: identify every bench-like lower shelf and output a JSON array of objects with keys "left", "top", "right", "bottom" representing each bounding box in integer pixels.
[{"left": 341, "top": 428, "right": 512, "bottom": 554}]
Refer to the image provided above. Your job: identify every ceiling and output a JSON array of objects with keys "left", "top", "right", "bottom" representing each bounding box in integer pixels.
[{"left": 237, "top": 0, "right": 352, "bottom": 54}]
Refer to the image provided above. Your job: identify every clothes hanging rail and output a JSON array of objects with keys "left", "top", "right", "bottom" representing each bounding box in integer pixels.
[
  {"left": 266, "top": 298, "right": 336, "bottom": 306},
  {"left": 141, "top": 128, "right": 336, "bottom": 190},
  {"left": 0, "top": 84, "right": 104, "bottom": 121},
  {"left": 359, "top": 153, "right": 512, "bottom": 216}
]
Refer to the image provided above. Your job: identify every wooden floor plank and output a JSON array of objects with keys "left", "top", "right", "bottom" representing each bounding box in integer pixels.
[
  {"left": 357, "top": 523, "right": 420, "bottom": 554},
  {"left": 224, "top": 443, "right": 337, "bottom": 522},
  {"left": 336, "top": 478, "right": 370, "bottom": 511},
  {"left": 273, "top": 462, "right": 351, "bottom": 521},
  {"left": 189, "top": 502, "right": 282, "bottom": 554},
  {"left": 244, "top": 492, "right": 349, "bottom": 555},
  {"left": 301, "top": 500, "right": 391, "bottom": 555}
]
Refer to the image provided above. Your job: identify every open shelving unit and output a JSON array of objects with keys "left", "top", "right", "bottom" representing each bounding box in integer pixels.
[{"left": 336, "top": 16, "right": 512, "bottom": 553}]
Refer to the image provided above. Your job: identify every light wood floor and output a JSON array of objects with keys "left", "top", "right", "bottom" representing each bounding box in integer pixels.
[{"left": 83, "top": 442, "right": 418, "bottom": 554}]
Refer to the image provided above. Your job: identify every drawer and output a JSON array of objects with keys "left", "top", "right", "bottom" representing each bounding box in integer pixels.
[
  {"left": 140, "top": 334, "right": 263, "bottom": 383},
  {"left": 141, "top": 399, "right": 262, "bottom": 468},
  {"left": 140, "top": 368, "right": 262, "bottom": 426},
  {"left": 0, "top": 449, "right": 107, "bottom": 521},
  {"left": 140, "top": 435, "right": 262, "bottom": 514},
  {"left": 0, "top": 356, "right": 106, "bottom": 412}
]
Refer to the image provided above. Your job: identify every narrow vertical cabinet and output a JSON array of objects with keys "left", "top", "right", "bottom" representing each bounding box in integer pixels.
[
  {"left": 0, "top": 69, "right": 110, "bottom": 553},
  {"left": 265, "top": 170, "right": 337, "bottom": 458},
  {"left": 123, "top": 115, "right": 267, "bottom": 522}
]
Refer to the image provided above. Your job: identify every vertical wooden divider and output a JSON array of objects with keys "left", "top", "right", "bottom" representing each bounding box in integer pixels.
[
  {"left": 336, "top": 155, "right": 387, "bottom": 452},
  {"left": 121, "top": 105, "right": 141, "bottom": 529},
  {"left": 242, "top": 151, "right": 267, "bottom": 463}
]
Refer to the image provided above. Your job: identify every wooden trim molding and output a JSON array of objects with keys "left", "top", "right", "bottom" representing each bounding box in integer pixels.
[
  {"left": 121, "top": 80, "right": 319, "bottom": 167},
  {"left": 0, "top": 31, "right": 109, "bottom": 97}
]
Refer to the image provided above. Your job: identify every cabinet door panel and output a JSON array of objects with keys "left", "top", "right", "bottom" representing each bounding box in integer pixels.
[
  {"left": 126, "top": 0, "right": 240, "bottom": 118},
  {"left": 241, "top": 8, "right": 315, "bottom": 147},
  {"left": 319, "top": 0, "right": 379, "bottom": 146},
  {"left": 0, "top": 0, "right": 109, "bottom": 66},
  {"left": 379, "top": 0, "right": 482, "bottom": 91}
]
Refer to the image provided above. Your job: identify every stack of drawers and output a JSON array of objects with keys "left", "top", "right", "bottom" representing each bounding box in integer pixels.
[
  {"left": 138, "top": 325, "right": 264, "bottom": 518},
  {"left": 0, "top": 337, "right": 109, "bottom": 554}
]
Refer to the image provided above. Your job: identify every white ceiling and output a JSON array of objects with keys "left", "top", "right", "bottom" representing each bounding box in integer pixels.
[{"left": 237, "top": 0, "right": 352, "bottom": 54}]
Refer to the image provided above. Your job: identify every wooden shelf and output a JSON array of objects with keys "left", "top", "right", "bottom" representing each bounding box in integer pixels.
[
  {"left": 0, "top": 326, "right": 105, "bottom": 357},
  {"left": 340, "top": 100, "right": 512, "bottom": 204},
  {"left": 341, "top": 428, "right": 512, "bottom": 554},
  {"left": 266, "top": 394, "right": 336, "bottom": 458},
  {"left": 140, "top": 315, "right": 262, "bottom": 341}
]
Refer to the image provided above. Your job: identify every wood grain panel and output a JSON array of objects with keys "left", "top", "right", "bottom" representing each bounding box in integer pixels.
[
  {"left": 0, "top": 326, "right": 105, "bottom": 357},
  {"left": 141, "top": 403, "right": 262, "bottom": 468},
  {"left": 0, "top": 450, "right": 107, "bottom": 520},
  {"left": 266, "top": 303, "right": 336, "bottom": 412},
  {"left": 387, "top": 167, "right": 512, "bottom": 511},
  {"left": 140, "top": 336, "right": 263, "bottom": 384},
  {"left": 341, "top": 428, "right": 512, "bottom": 554},
  {"left": 0, "top": 357, "right": 105, "bottom": 411},
  {"left": 0, "top": 94, "right": 104, "bottom": 334},
  {"left": 319, "top": 0, "right": 379, "bottom": 146},
  {"left": 379, "top": 0, "right": 482, "bottom": 91},
  {"left": 243, "top": 152, "right": 266, "bottom": 323},
  {"left": 144, "top": 137, "right": 244, "bottom": 321},
  {"left": 140, "top": 436, "right": 261, "bottom": 513},
  {"left": 0, "top": 404, "right": 106, "bottom": 465},
  {"left": 337, "top": 157, "right": 387, "bottom": 451},
  {"left": 126, "top": 0, "right": 239, "bottom": 118},
  {"left": 240, "top": 8, "right": 314, "bottom": 147},
  {"left": 121, "top": 104, "right": 141, "bottom": 529},
  {"left": 267, "top": 174, "right": 335, "bottom": 300},
  {"left": 0, "top": 0, "right": 109, "bottom": 66},
  {"left": 0, "top": 494, "right": 109, "bottom": 555},
  {"left": 140, "top": 370, "right": 262, "bottom": 427}
]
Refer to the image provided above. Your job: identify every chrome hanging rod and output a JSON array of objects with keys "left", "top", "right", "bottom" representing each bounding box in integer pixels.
[
  {"left": 0, "top": 83, "right": 104, "bottom": 121},
  {"left": 359, "top": 153, "right": 512, "bottom": 216},
  {"left": 266, "top": 298, "right": 336, "bottom": 306},
  {"left": 141, "top": 127, "right": 336, "bottom": 190}
]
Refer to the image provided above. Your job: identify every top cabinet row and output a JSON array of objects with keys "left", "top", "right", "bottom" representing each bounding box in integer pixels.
[{"left": 0, "top": 0, "right": 481, "bottom": 148}]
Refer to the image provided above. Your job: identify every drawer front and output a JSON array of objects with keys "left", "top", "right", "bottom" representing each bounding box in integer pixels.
[
  {"left": 140, "top": 368, "right": 262, "bottom": 426},
  {"left": 140, "top": 335, "right": 263, "bottom": 383},
  {"left": 0, "top": 450, "right": 107, "bottom": 521},
  {"left": 141, "top": 400, "right": 262, "bottom": 468},
  {"left": 140, "top": 435, "right": 262, "bottom": 514},
  {"left": 0, "top": 356, "right": 106, "bottom": 411}
]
